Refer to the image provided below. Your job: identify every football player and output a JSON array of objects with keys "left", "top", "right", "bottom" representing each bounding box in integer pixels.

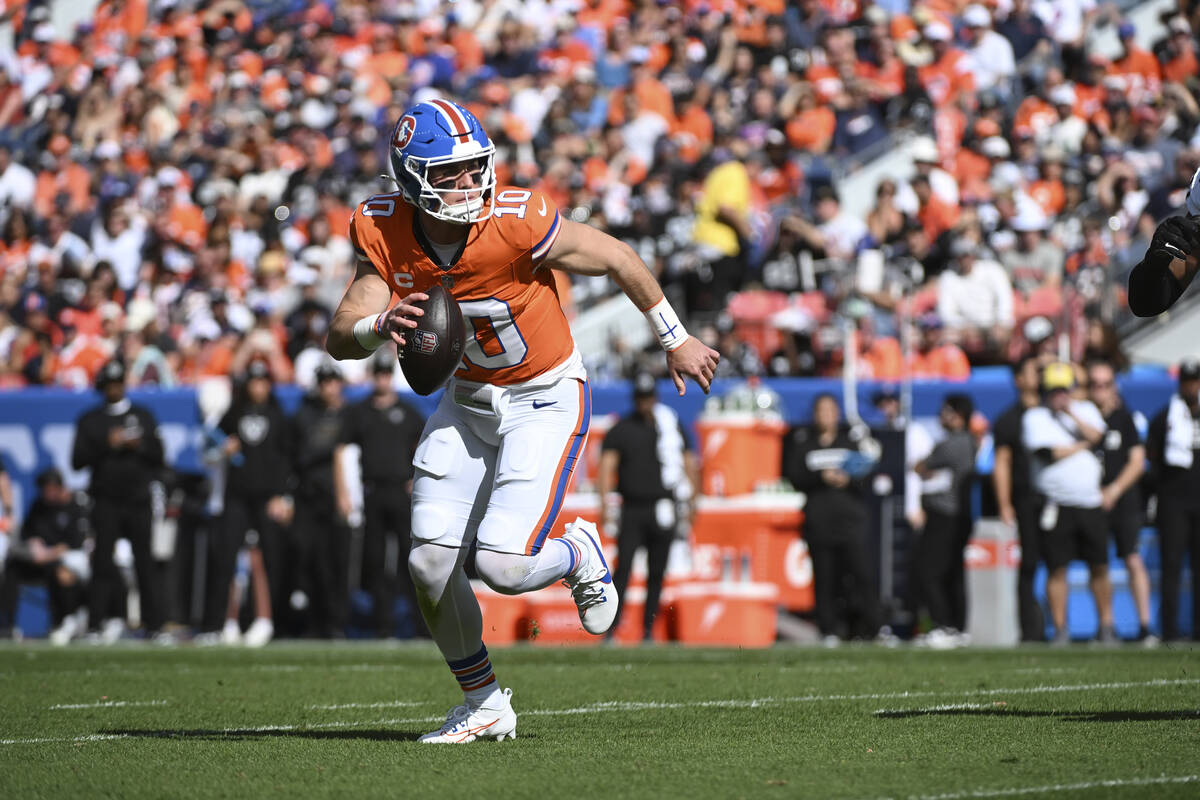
[
  {"left": 1128, "top": 167, "right": 1200, "bottom": 316},
  {"left": 326, "top": 100, "right": 720, "bottom": 743}
]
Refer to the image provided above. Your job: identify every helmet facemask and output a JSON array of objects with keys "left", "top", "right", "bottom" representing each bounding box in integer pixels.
[{"left": 398, "top": 147, "right": 496, "bottom": 224}]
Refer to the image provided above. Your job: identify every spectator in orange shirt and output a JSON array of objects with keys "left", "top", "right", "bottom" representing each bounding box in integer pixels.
[
  {"left": 34, "top": 136, "right": 92, "bottom": 220},
  {"left": 1159, "top": 17, "right": 1199, "bottom": 83},
  {"left": 908, "top": 313, "right": 971, "bottom": 380},
  {"left": 912, "top": 174, "right": 960, "bottom": 243},
  {"left": 917, "top": 21, "right": 975, "bottom": 110},
  {"left": 1028, "top": 150, "right": 1067, "bottom": 217},
  {"left": 1108, "top": 21, "right": 1161, "bottom": 105},
  {"left": 784, "top": 84, "right": 835, "bottom": 154}
]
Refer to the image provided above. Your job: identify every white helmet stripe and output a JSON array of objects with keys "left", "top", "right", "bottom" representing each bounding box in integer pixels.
[{"left": 429, "top": 99, "right": 472, "bottom": 144}]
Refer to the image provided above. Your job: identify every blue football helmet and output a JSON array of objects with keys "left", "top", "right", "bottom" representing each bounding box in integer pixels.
[{"left": 388, "top": 99, "right": 496, "bottom": 224}]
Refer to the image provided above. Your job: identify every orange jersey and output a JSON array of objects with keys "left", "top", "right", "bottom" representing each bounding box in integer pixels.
[{"left": 350, "top": 187, "right": 573, "bottom": 386}]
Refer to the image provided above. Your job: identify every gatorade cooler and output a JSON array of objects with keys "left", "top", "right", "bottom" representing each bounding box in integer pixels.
[{"left": 695, "top": 416, "right": 787, "bottom": 496}]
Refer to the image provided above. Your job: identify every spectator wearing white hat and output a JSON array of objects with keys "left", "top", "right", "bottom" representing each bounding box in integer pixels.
[
  {"left": 937, "top": 239, "right": 1014, "bottom": 362},
  {"left": 962, "top": 5, "right": 1015, "bottom": 98},
  {"left": 897, "top": 136, "right": 960, "bottom": 212},
  {"left": 1002, "top": 207, "right": 1064, "bottom": 294},
  {"left": 917, "top": 20, "right": 975, "bottom": 109},
  {"left": 1044, "top": 83, "right": 1088, "bottom": 154}
]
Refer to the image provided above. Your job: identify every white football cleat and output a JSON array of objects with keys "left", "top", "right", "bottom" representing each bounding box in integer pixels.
[
  {"left": 220, "top": 619, "right": 242, "bottom": 646},
  {"left": 419, "top": 688, "right": 517, "bottom": 744},
  {"left": 560, "top": 518, "right": 619, "bottom": 635},
  {"left": 243, "top": 617, "right": 273, "bottom": 648}
]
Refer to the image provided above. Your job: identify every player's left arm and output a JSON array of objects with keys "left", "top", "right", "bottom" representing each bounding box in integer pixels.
[{"left": 544, "top": 219, "right": 720, "bottom": 395}]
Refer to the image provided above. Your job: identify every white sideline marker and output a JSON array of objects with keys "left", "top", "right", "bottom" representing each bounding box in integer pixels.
[{"left": 2, "top": 677, "right": 1198, "bottom": 745}]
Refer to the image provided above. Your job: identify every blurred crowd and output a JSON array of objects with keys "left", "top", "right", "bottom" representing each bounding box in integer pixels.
[{"left": 0, "top": 0, "right": 1197, "bottom": 391}]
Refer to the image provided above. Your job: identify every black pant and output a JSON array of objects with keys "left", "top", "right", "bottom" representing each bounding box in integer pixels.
[
  {"left": 291, "top": 492, "right": 349, "bottom": 638},
  {"left": 918, "top": 508, "right": 966, "bottom": 630},
  {"left": 361, "top": 483, "right": 422, "bottom": 637},
  {"left": 610, "top": 502, "right": 672, "bottom": 638},
  {"left": 808, "top": 531, "right": 881, "bottom": 638},
  {"left": 89, "top": 497, "right": 162, "bottom": 633},
  {"left": 203, "top": 493, "right": 286, "bottom": 631},
  {"left": 0, "top": 559, "right": 85, "bottom": 627},
  {"left": 1015, "top": 496, "right": 1046, "bottom": 641},
  {"left": 1157, "top": 500, "right": 1200, "bottom": 641}
]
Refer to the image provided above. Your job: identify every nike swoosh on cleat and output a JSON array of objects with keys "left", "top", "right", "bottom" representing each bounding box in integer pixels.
[
  {"left": 532, "top": 400, "right": 557, "bottom": 409},
  {"left": 450, "top": 719, "right": 500, "bottom": 742}
]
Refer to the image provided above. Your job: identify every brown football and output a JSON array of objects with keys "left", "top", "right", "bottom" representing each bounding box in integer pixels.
[{"left": 399, "top": 284, "right": 466, "bottom": 396}]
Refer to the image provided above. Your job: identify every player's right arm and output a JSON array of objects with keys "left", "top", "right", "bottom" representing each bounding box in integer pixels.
[
  {"left": 327, "top": 259, "right": 429, "bottom": 359},
  {"left": 1128, "top": 216, "right": 1200, "bottom": 317}
]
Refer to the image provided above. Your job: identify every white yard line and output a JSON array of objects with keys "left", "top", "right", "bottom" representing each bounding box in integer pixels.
[
  {"left": 2, "top": 677, "right": 1197, "bottom": 745},
  {"left": 873, "top": 703, "right": 994, "bottom": 715},
  {"left": 906, "top": 774, "right": 1199, "bottom": 800},
  {"left": 308, "top": 701, "right": 427, "bottom": 710},
  {"left": 49, "top": 700, "right": 168, "bottom": 710}
]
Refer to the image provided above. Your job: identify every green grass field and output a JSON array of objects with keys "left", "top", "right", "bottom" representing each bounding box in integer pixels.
[{"left": 0, "top": 643, "right": 1197, "bottom": 799}]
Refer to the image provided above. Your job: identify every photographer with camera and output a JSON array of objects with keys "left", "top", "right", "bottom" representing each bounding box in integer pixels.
[{"left": 782, "top": 393, "right": 884, "bottom": 644}]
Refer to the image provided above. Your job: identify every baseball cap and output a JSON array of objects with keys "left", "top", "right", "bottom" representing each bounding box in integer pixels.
[
  {"left": 962, "top": 5, "right": 990, "bottom": 27},
  {"left": 1179, "top": 359, "right": 1200, "bottom": 381},
  {"left": 923, "top": 21, "right": 953, "bottom": 41},
  {"left": 910, "top": 136, "right": 939, "bottom": 164},
  {"left": 246, "top": 360, "right": 272, "bottom": 380},
  {"left": 371, "top": 355, "right": 395, "bottom": 374},
  {"left": 1117, "top": 21, "right": 1135, "bottom": 39},
  {"left": 315, "top": 362, "right": 344, "bottom": 382},
  {"left": 633, "top": 372, "right": 657, "bottom": 397},
  {"left": 1041, "top": 362, "right": 1075, "bottom": 392},
  {"left": 96, "top": 359, "right": 126, "bottom": 387},
  {"left": 872, "top": 384, "right": 899, "bottom": 405}
]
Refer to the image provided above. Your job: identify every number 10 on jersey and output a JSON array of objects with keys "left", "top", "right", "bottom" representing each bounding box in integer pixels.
[{"left": 459, "top": 298, "right": 528, "bottom": 369}]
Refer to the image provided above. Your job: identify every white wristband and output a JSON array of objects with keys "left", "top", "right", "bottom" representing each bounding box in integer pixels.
[
  {"left": 644, "top": 296, "right": 689, "bottom": 351},
  {"left": 352, "top": 313, "right": 387, "bottom": 351}
]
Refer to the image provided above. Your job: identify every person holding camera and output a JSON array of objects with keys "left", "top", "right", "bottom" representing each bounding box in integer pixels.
[
  {"left": 1022, "top": 362, "right": 1115, "bottom": 645},
  {"left": 782, "top": 393, "right": 883, "bottom": 644},
  {"left": 72, "top": 360, "right": 166, "bottom": 643}
]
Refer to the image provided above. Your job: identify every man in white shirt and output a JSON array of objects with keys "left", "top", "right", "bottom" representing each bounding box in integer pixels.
[
  {"left": 0, "top": 145, "right": 34, "bottom": 214},
  {"left": 1022, "top": 362, "right": 1115, "bottom": 644},
  {"left": 936, "top": 239, "right": 1014, "bottom": 360},
  {"left": 963, "top": 5, "right": 1015, "bottom": 98}
]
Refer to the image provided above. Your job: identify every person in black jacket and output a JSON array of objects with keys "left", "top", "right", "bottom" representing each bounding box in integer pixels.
[
  {"left": 197, "top": 359, "right": 294, "bottom": 647},
  {"left": 336, "top": 355, "right": 426, "bottom": 638},
  {"left": 0, "top": 468, "right": 90, "bottom": 644},
  {"left": 991, "top": 354, "right": 1045, "bottom": 641},
  {"left": 782, "top": 393, "right": 883, "bottom": 643},
  {"left": 71, "top": 360, "right": 166, "bottom": 642},
  {"left": 597, "top": 372, "right": 699, "bottom": 642},
  {"left": 289, "top": 362, "right": 349, "bottom": 638},
  {"left": 1145, "top": 359, "right": 1200, "bottom": 641}
]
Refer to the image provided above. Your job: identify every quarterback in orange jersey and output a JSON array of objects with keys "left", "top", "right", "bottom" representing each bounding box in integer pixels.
[{"left": 326, "top": 99, "right": 719, "bottom": 743}]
